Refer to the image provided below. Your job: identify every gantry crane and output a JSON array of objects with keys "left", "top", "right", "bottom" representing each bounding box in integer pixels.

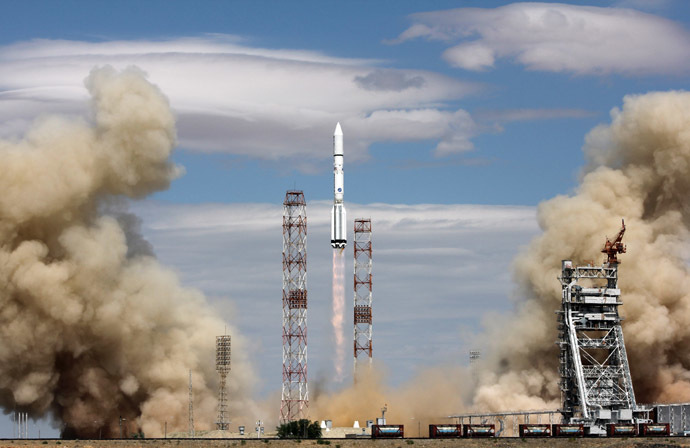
[
  {"left": 602, "top": 219, "right": 626, "bottom": 264},
  {"left": 558, "top": 219, "right": 641, "bottom": 436}
]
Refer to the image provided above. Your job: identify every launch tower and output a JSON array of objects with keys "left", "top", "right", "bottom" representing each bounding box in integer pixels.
[
  {"left": 281, "top": 191, "right": 309, "bottom": 422},
  {"left": 558, "top": 220, "right": 642, "bottom": 435},
  {"left": 216, "top": 335, "right": 231, "bottom": 430},
  {"left": 353, "top": 219, "right": 373, "bottom": 371}
]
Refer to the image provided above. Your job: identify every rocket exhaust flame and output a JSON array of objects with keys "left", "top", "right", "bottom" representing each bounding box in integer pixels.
[{"left": 332, "top": 250, "right": 346, "bottom": 381}]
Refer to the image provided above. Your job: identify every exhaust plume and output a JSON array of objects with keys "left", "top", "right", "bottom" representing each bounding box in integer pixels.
[
  {"left": 0, "top": 66, "right": 256, "bottom": 437},
  {"left": 474, "top": 90, "right": 690, "bottom": 410},
  {"left": 332, "top": 250, "right": 346, "bottom": 381},
  {"left": 311, "top": 365, "right": 471, "bottom": 436}
]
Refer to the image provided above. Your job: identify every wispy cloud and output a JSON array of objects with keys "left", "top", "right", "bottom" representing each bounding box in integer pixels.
[
  {"left": 392, "top": 156, "right": 496, "bottom": 170},
  {"left": 354, "top": 69, "right": 426, "bottom": 92},
  {"left": 0, "top": 35, "right": 483, "bottom": 162},
  {"left": 390, "top": 3, "right": 690, "bottom": 75},
  {"left": 476, "top": 108, "right": 597, "bottom": 123}
]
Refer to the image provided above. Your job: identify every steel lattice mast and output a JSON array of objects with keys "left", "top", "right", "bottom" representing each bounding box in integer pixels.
[
  {"left": 280, "top": 190, "right": 309, "bottom": 423},
  {"left": 216, "top": 335, "right": 231, "bottom": 430},
  {"left": 558, "top": 220, "right": 638, "bottom": 435},
  {"left": 353, "top": 219, "right": 373, "bottom": 371}
]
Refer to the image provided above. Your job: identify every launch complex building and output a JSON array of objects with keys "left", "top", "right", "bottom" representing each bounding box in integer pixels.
[{"left": 451, "top": 221, "right": 690, "bottom": 437}]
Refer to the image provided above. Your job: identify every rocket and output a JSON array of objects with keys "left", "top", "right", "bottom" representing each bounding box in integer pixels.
[{"left": 331, "top": 122, "right": 347, "bottom": 249}]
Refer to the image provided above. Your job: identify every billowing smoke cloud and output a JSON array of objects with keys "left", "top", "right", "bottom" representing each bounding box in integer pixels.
[
  {"left": 0, "top": 66, "right": 256, "bottom": 437},
  {"left": 311, "top": 366, "right": 471, "bottom": 435},
  {"left": 474, "top": 90, "right": 690, "bottom": 411}
]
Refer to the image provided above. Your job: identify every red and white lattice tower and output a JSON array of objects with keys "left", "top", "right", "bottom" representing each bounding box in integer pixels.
[
  {"left": 353, "top": 219, "right": 373, "bottom": 371},
  {"left": 281, "top": 190, "right": 309, "bottom": 423}
]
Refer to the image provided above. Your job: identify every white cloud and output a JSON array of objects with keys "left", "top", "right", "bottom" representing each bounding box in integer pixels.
[
  {"left": 0, "top": 36, "right": 482, "bottom": 161},
  {"left": 391, "top": 3, "right": 690, "bottom": 75},
  {"left": 130, "top": 200, "right": 539, "bottom": 392},
  {"left": 476, "top": 108, "right": 596, "bottom": 123},
  {"left": 475, "top": 107, "right": 596, "bottom": 135}
]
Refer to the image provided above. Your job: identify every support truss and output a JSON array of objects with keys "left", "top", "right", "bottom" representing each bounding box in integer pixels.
[
  {"left": 353, "top": 218, "right": 373, "bottom": 371},
  {"left": 558, "top": 260, "right": 637, "bottom": 433},
  {"left": 281, "top": 191, "right": 309, "bottom": 423}
]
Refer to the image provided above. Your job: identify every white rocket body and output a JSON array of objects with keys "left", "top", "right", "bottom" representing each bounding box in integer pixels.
[{"left": 331, "top": 122, "right": 347, "bottom": 249}]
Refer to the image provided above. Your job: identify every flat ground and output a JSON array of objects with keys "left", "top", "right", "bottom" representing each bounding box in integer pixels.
[{"left": 0, "top": 438, "right": 688, "bottom": 448}]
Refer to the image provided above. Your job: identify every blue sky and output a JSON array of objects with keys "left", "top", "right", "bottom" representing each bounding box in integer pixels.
[
  {"left": 3, "top": 0, "right": 689, "bottom": 207},
  {"left": 2, "top": 0, "right": 690, "bottom": 437}
]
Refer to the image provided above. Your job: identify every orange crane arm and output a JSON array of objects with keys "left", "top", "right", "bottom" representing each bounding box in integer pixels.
[{"left": 602, "top": 219, "right": 626, "bottom": 264}]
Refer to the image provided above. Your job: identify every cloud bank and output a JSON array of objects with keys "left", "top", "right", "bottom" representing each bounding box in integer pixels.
[
  {"left": 0, "top": 36, "right": 481, "bottom": 160},
  {"left": 391, "top": 3, "right": 690, "bottom": 75}
]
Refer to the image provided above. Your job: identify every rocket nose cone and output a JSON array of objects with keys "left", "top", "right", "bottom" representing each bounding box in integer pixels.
[{"left": 334, "top": 122, "right": 343, "bottom": 136}]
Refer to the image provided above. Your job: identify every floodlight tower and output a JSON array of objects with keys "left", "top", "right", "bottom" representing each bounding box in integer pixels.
[
  {"left": 280, "top": 191, "right": 309, "bottom": 423},
  {"left": 558, "top": 220, "right": 639, "bottom": 436},
  {"left": 216, "top": 335, "right": 231, "bottom": 430},
  {"left": 353, "top": 219, "right": 373, "bottom": 371}
]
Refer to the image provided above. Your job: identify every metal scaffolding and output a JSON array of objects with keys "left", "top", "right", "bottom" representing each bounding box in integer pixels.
[
  {"left": 216, "top": 335, "right": 231, "bottom": 430},
  {"left": 353, "top": 219, "right": 372, "bottom": 371},
  {"left": 280, "top": 191, "right": 309, "bottom": 423},
  {"left": 558, "top": 221, "right": 640, "bottom": 435}
]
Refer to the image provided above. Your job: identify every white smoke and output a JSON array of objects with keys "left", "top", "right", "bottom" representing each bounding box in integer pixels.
[{"left": 332, "top": 250, "right": 346, "bottom": 381}]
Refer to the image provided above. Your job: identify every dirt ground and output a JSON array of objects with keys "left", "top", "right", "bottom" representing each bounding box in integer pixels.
[{"left": 0, "top": 438, "right": 688, "bottom": 448}]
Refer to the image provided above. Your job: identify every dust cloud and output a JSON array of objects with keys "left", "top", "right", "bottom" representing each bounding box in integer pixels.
[
  {"left": 475, "top": 90, "right": 690, "bottom": 411},
  {"left": 310, "top": 365, "right": 471, "bottom": 436},
  {"left": 0, "top": 66, "right": 257, "bottom": 438}
]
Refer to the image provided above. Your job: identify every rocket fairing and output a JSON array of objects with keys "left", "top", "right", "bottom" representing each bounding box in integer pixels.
[{"left": 331, "top": 122, "right": 347, "bottom": 249}]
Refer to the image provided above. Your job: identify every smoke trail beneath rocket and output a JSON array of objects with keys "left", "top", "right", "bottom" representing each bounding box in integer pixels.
[{"left": 332, "top": 249, "right": 346, "bottom": 381}]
